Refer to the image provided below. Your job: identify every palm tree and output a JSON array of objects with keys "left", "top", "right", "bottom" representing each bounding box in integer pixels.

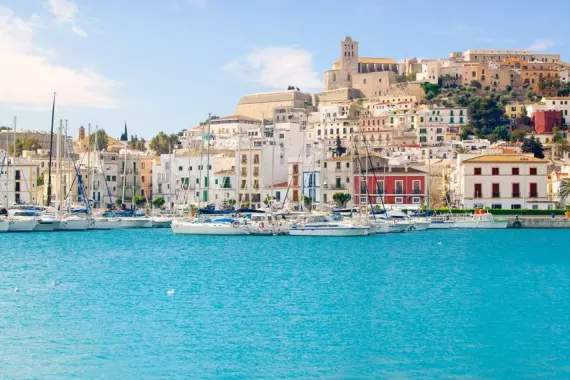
[{"left": 558, "top": 178, "right": 570, "bottom": 202}]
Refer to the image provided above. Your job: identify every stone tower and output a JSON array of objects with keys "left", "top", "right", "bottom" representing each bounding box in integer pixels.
[
  {"left": 78, "top": 125, "right": 85, "bottom": 141},
  {"left": 340, "top": 36, "right": 359, "bottom": 80}
]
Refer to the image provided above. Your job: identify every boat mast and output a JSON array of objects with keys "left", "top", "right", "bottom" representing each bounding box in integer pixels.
[
  {"left": 205, "top": 113, "right": 211, "bottom": 205},
  {"left": 87, "top": 123, "right": 91, "bottom": 207},
  {"left": 46, "top": 93, "right": 56, "bottom": 206},
  {"left": 12, "top": 116, "right": 16, "bottom": 206},
  {"left": 56, "top": 119, "right": 62, "bottom": 218},
  {"left": 122, "top": 146, "right": 127, "bottom": 209}
]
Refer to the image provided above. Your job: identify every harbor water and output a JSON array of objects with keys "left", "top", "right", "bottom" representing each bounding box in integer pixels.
[{"left": 1, "top": 229, "right": 569, "bottom": 378}]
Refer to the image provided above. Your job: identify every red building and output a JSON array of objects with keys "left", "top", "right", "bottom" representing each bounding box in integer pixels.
[
  {"left": 533, "top": 110, "right": 563, "bottom": 134},
  {"left": 353, "top": 167, "right": 428, "bottom": 208}
]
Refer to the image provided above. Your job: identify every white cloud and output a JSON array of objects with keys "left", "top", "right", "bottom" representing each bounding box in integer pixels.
[
  {"left": 0, "top": 7, "right": 118, "bottom": 109},
  {"left": 46, "top": 0, "right": 77, "bottom": 22},
  {"left": 71, "top": 25, "right": 87, "bottom": 37},
  {"left": 223, "top": 46, "right": 322, "bottom": 90},
  {"left": 528, "top": 39, "right": 557, "bottom": 52}
]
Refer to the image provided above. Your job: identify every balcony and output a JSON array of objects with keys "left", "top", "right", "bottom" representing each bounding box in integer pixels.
[
  {"left": 331, "top": 184, "right": 345, "bottom": 190},
  {"left": 492, "top": 192, "right": 500, "bottom": 198},
  {"left": 395, "top": 189, "right": 404, "bottom": 195},
  {"left": 412, "top": 189, "right": 421, "bottom": 195},
  {"left": 512, "top": 192, "right": 520, "bottom": 198},
  {"left": 530, "top": 192, "right": 538, "bottom": 198}
]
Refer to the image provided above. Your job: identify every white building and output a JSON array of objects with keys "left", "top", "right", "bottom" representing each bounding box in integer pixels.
[
  {"left": 415, "top": 60, "right": 441, "bottom": 84},
  {"left": 0, "top": 156, "right": 40, "bottom": 206},
  {"left": 453, "top": 154, "right": 553, "bottom": 210}
]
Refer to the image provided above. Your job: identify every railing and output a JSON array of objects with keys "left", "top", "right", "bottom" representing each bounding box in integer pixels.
[
  {"left": 331, "top": 184, "right": 345, "bottom": 190},
  {"left": 395, "top": 189, "right": 404, "bottom": 195},
  {"left": 492, "top": 192, "right": 500, "bottom": 198},
  {"left": 512, "top": 192, "right": 520, "bottom": 198},
  {"left": 413, "top": 189, "right": 421, "bottom": 194},
  {"left": 530, "top": 192, "right": 538, "bottom": 198}
]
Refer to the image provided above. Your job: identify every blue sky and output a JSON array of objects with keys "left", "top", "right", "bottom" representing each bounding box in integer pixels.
[{"left": 0, "top": 0, "right": 568, "bottom": 139}]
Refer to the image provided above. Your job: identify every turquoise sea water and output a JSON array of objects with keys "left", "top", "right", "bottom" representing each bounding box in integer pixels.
[{"left": 1, "top": 229, "right": 570, "bottom": 378}]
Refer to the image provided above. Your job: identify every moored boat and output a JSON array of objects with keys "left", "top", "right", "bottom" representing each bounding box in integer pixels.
[
  {"left": 171, "top": 217, "right": 246, "bottom": 235},
  {"left": 57, "top": 215, "right": 93, "bottom": 231},
  {"left": 289, "top": 215, "right": 370, "bottom": 237}
]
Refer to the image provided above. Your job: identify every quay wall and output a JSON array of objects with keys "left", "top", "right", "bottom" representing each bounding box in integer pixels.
[{"left": 507, "top": 217, "right": 570, "bottom": 229}]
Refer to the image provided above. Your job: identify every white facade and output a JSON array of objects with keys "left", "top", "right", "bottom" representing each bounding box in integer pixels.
[
  {"left": 453, "top": 154, "right": 553, "bottom": 210},
  {"left": 0, "top": 156, "right": 40, "bottom": 206}
]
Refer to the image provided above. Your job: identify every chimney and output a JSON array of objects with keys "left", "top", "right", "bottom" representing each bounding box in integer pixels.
[{"left": 405, "top": 164, "right": 408, "bottom": 172}]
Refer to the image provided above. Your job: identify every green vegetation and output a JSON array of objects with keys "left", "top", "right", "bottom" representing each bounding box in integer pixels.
[
  {"left": 36, "top": 173, "right": 44, "bottom": 187},
  {"left": 152, "top": 196, "right": 166, "bottom": 209},
  {"left": 558, "top": 178, "right": 570, "bottom": 203},
  {"left": 149, "top": 132, "right": 180, "bottom": 155},
  {"left": 301, "top": 195, "right": 312, "bottom": 208},
  {"left": 333, "top": 192, "right": 351, "bottom": 208},
  {"left": 8, "top": 137, "right": 40, "bottom": 157},
  {"left": 90, "top": 129, "right": 109, "bottom": 150},
  {"left": 133, "top": 195, "right": 147, "bottom": 208},
  {"left": 521, "top": 135, "right": 545, "bottom": 159},
  {"left": 128, "top": 135, "right": 146, "bottom": 151}
]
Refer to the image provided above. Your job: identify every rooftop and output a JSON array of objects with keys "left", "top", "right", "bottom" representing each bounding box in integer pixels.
[
  {"left": 364, "top": 166, "right": 426, "bottom": 174},
  {"left": 212, "top": 115, "right": 261, "bottom": 123},
  {"left": 462, "top": 154, "right": 546, "bottom": 164},
  {"left": 214, "top": 169, "right": 235, "bottom": 175},
  {"left": 272, "top": 182, "right": 289, "bottom": 188}
]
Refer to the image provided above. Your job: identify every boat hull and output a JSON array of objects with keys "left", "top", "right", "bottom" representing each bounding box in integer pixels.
[
  {"left": 57, "top": 219, "right": 92, "bottom": 231},
  {"left": 91, "top": 218, "right": 123, "bottom": 230},
  {"left": 171, "top": 220, "right": 246, "bottom": 235},
  {"left": 428, "top": 221, "right": 457, "bottom": 229},
  {"left": 289, "top": 226, "right": 369, "bottom": 236},
  {"left": 0, "top": 220, "right": 10, "bottom": 232},
  {"left": 34, "top": 220, "right": 61, "bottom": 232},
  {"left": 118, "top": 218, "right": 150, "bottom": 229},
  {"left": 8, "top": 220, "right": 39, "bottom": 232},
  {"left": 408, "top": 222, "right": 431, "bottom": 231}
]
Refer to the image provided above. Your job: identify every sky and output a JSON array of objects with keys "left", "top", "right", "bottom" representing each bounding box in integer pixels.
[{"left": 0, "top": 0, "right": 568, "bottom": 139}]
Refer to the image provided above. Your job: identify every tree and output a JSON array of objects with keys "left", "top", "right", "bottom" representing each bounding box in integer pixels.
[
  {"left": 506, "top": 85, "right": 513, "bottom": 92},
  {"left": 128, "top": 135, "right": 146, "bottom": 151},
  {"left": 8, "top": 137, "right": 40, "bottom": 157},
  {"left": 36, "top": 173, "right": 44, "bottom": 187},
  {"left": 421, "top": 82, "right": 441, "bottom": 98},
  {"left": 263, "top": 196, "right": 272, "bottom": 206},
  {"left": 301, "top": 195, "right": 312, "bottom": 208},
  {"left": 558, "top": 178, "right": 570, "bottom": 203},
  {"left": 333, "top": 192, "right": 351, "bottom": 208},
  {"left": 150, "top": 132, "right": 179, "bottom": 155},
  {"left": 133, "top": 195, "right": 146, "bottom": 208},
  {"left": 492, "top": 125, "right": 510, "bottom": 141},
  {"left": 510, "top": 128, "right": 529, "bottom": 142},
  {"left": 460, "top": 126, "right": 473, "bottom": 140},
  {"left": 521, "top": 135, "right": 545, "bottom": 159},
  {"left": 152, "top": 196, "right": 166, "bottom": 209},
  {"left": 468, "top": 96, "right": 508, "bottom": 135},
  {"left": 470, "top": 80, "right": 482, "bottom": 89},
  {"left": 90, "top": 129, "right": 109, "bottom": 150},
  {"left": 553, "top": 127, "right": 565, "bottom": 144},
  {"left": 115, "top": 197, "right": 123, "bottom": 207}
]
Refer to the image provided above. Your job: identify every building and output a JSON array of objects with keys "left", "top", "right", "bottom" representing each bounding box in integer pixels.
[
  {"left": 323, "top": 36, "right": 399, "bottom": 96},
  {"left": 235, "top": 90, "right": 316, "bottom": 121},
  {"left": 0, "top": 156, "right": 41, "bottom": 206},
  {"left": 353, "top": 166, "right": 428, "bottom": 209},
  {"left": 321, "top": 154, "right": 353, "bottom": 207},
  {"left": 453, "top": 154, "right": 553, "bottom": 210},
  {"left": 505, "top": 102, "right": 530, "bottom": 119},
  {"left": 463, "top": 49, "right": 561, "bottom": 64},
  {"left": 533, "top": 110, "right": 563, "bottom": 134}
]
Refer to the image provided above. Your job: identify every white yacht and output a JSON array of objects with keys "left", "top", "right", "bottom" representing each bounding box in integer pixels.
[
  {"left": 171, "top": 217, "right": 246, "bottom": 235},
  {"left": 6, "top": 209, "right": 39, "bottom": 232},
  {"left": 150, "top": 216, "right": 172, "bottom": 228},
  {"left": 289, "top": 215, "right": 370, "bottom": 237},
  {"left": 56, "top": 214, "right": 93, "bottom": 231},
  {"left": 91, "top": 217, "right": 123, "bottom": 230},
  {"left": 241, "top": 214, "right": 290, "bottom": 235},
  {"left": 34, "top": 214, "right": 61, "bottom": 232},
  {"left": 429, "top": 211, "right": 507, "bottom": 229},
  {"left": 369, "top": 218, "right": 408, "bottom": 234},
  {"left": 118, "top": 216, "right": 150, "bottom": 229},
  {"left": 0, "top": 218, "right": 10, "bottom": 232}
]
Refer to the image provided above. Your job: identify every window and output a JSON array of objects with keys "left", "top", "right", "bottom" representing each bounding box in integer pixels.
[
  {"left": 376, "top": 180, "right": 384, "bottom": 194},
  {"left": 436, "top": 128, "right": 443, "bottom": 134},
  {"left": 474, "top": 167, "right": 482, "bottom": 175},
  {"left": 360, "top": 196, "right": 368, "bottom": 204},
  {"left": 512, "top": 167, "right": 519, "bottom": 175},
  {"left": 474, "top": 183, "right": 482, "bottom": 198},
  {"left": 346, "top": 162, "right": 350, "bottom": 168},
  {"left": 412, "top": 180, "right": 421, "bottom": 194},
  {"left": 529, "top": 183, "right": 538, "bottom": 198},
  {"left": 336, "top": 162, "right": 341, "bottom": 170},
  {"left": 178, "top": 166, "right": 183, "bottom": 171},
  {"left": 450, "top": 117, "right": 454, "bottom": 124},
  {"left": 491, "top": 204, "right": 502, "bottom": 209},
  {"left": 532, "top": 204, "right": 539, "bottom": 210},
  {"left": 275, "top": 191, "right": 281, "bottom": 201},
  {"left": 395, "top": 180, "right": 403, "bottom": 194},
  {"left": 142, "top": 176, "right": 145, "bottom": 183},
  {"left": 412, "top": 197, "right": 420, "bottom": 204},
  {"left": 512, "top": 183, "right": 520, "bottom": 198},
  {"left": 395, "top": 197, "right": 403, "bottom": 204},
  {"left": 253, "top": 155, "right": 260, "bottom": 164},
  {"left": 492, "top": 183, "right": 500, "bottom": 198},
  {"left": 492, "top": 167, "right": 499, "bottom": 175},
  {"left": 530, "top": 167, "right": 537, "bottom": 175},
  {"left": 335, "top": 177, "right": 342, "bottom": 189},
  {"left": 511, "top": 204, "right": 522, "bottom": 210}
]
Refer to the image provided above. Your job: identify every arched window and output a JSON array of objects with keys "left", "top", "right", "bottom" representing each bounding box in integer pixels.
[
  {"left": 347, "top": 73, "right": 351, "bottom": 82},
  {"left": 332, "top": 73, "right": 337, "bottom": 82},
  {"left": 363, "top": 78, "right": 367, "bottom": 85}
]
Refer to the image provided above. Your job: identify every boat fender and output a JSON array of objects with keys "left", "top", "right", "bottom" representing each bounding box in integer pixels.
[
  {"left": 232, "top": 221, "right": 239, "bottom": 228},
  {"left": 259, "top": 222, "right": 265, "bottom": 229},
  {"left": 512, "top": 220, "right": 522, "bottom": 228}
]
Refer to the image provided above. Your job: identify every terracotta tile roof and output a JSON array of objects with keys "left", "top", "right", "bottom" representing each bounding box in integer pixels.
[
  {"left": 462, "top": 154, "right": 546, "bottom": 164},
  {"left": 272, "top": 182, "right": 289, "bottom": 188}
]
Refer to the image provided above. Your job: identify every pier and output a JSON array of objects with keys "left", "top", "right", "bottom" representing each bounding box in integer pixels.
[{"left": 507, "top": 216, "right": 570, "bottom": 229}]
